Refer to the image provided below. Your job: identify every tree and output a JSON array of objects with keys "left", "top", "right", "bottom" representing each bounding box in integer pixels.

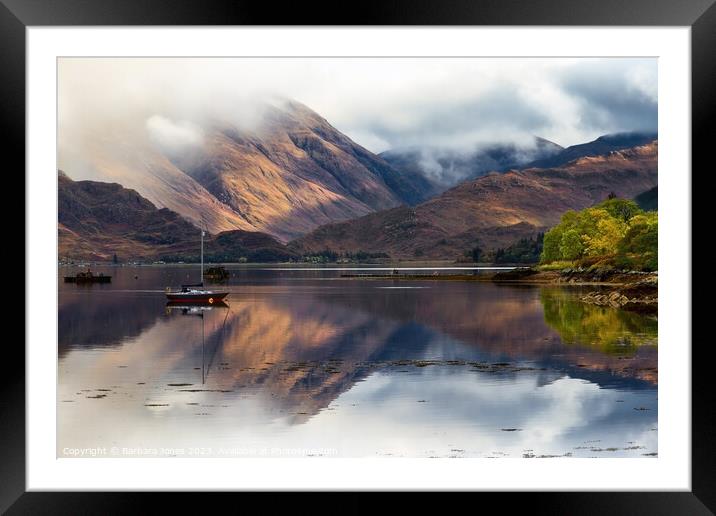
[
  {"left": 471, "top": 246, "right": 482, "bottom": 263},
  {"left": 541, "top": 226, "right": 563, "bottom": 263},
  {"left": 598, "top": 198, "right": 642, "bottom": 223},
  {"left": 616, "top": 212, "right": 658, "bottom": 270},
  {"left": 112, "top": 253, "right": 118, "bottom": 264},
  {"left": 559, "top": 229, "right": 584, "bottom": 260},
  {"left": 582, "top": 212, "right": 627, "bottom": 256},
  {"left": 539, "top": 197, "right": 656, "bottom": 271}
]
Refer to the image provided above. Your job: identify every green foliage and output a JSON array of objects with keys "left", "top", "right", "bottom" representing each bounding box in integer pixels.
[
  {"left": 540, "top": 288, "right": 657, "bottom": 355},
  {"left": 301, "top": 249, "right": 389, "bottom": 264},
  {"left": 537, "top": 260, "right": 577, "bottom": 271},
  {"left": 559, "top": 229, "right": 584, "bottom": 260},
  {"left": 540, "top": 197, "right": 657, "bottom": 271},
  {"left": 541, "top": 229, "right": 562, "bottom": 263},
  {"left": 346, "top": 250, "right": 390, "bottom": 262},
  {"left": 615, "top": 211, "right": 658, "bottom": 270},
  {"left": 598, "top": 198, "right": 642, "bottom": 222},
  {"left": 470, "top": 246, "right": 482, "bottom": 263},
  {"left": 303, "top": 249, "right": 339, "bottom": 263},
  {"left": 493, "top": 234, "right": 543, "bottom": 264},
  {"left": 582, "top": 210, "right": 627, "bottom": 256}
]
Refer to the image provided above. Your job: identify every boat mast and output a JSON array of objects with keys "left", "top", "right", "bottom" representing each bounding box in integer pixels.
[
  {"left": 201, "top": 311, "right": 205, "bottom": 384},
  {"left": 200, "top": 227, "right": 204, "bottom": 283}
]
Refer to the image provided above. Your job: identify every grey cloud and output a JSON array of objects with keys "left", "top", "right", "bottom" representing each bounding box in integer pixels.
[
  {"left": 358, "top": 86, "right": 552, "bottom": 151},
  {"left": 58, "top": 58, "right": 658, "bottom": 168},
  {"left": 559, "top": 61, "right": 657, "bottom": 134}
]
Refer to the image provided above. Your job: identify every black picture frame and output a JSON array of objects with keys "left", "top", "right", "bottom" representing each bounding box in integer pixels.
[{"left": 4, "top": 0, "right": 712, "bottom": 512}]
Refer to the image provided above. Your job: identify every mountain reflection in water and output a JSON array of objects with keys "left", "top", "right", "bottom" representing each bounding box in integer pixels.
[{"left": 58, "top": 265, "right": 657, "bottom": 458}]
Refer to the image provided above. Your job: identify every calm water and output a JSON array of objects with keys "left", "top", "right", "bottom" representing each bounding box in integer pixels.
[{"left": 58, "top": 265, "right": 657, "bottom": 458}]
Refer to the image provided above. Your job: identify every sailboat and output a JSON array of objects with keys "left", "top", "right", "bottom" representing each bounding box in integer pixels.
[{"left": 166, "top": 228, "right": 229, "bottom": 304}]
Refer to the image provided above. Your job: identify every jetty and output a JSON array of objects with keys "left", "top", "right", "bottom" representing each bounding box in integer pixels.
[{"left": 340, "top": 270, "right": 484, "bottom": 281}]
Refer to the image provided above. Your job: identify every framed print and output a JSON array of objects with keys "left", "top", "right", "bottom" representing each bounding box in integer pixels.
[{"left": 4, "top": 0, "right": 713, "bottom": 511}]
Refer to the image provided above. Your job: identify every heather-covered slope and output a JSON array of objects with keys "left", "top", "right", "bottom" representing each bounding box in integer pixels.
[
  {"left": 58, "top": 172, "right": 296, "bottom": 262},
  {"left": 292, "top": 141, "right": 658, "bottom": 260},
  {"left": 522, "top": 132, "right": 657, "bottom": 170}
]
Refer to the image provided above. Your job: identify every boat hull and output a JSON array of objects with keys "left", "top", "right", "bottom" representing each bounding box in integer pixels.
[{"left": 165, "top": 292, "right": 228, "bottom": 304}]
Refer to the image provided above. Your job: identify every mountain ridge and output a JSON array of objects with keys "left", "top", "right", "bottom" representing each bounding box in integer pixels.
[
  {"left": 58, "top": 172, "right": 296, "bottom": 262},
  {"left": 522, "top": 131, "right": 658, "bottom": 170},
  {"left": 290, "top": 141, "right": 658, "bottom": 260},
  {"left": 380, "top": 136, "right": 564, "bottom": 190},
  {"left": 60, "top": 100, "right": 438, "bottom": 242}
]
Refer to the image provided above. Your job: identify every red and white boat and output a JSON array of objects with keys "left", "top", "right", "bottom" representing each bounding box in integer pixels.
[{"left": 165, "top": 228, "right": 229, "bottom": 304}]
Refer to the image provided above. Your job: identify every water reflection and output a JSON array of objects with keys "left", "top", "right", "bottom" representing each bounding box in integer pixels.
[
  {"left": 541, "top": 288, "right": 658, "bottom": 354},
  {"left": 58, "top": 266, "right": 657, "bottom": 457}
]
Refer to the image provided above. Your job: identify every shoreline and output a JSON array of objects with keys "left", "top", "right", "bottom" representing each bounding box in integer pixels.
[
  {"left": 58, "top": 261, "right": 657, "bottom": 310},
  {"left": 490, "top": 268, "right": 658, "bottom": 312},
  {"left": 340, "top": 266, "right": 659, "bottom": 311}
]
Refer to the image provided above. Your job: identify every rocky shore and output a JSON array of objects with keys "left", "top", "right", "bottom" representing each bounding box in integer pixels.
[
  {"left": 579, "top": 278, "right": 658, "bottom": 313},
  {"left": 489, "top": 267, "right": 658, "bottom": 312}
]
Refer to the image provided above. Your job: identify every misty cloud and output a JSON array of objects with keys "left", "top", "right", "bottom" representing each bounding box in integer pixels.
[
  {"left": 360, "top": 86, "right": 553, "bottom": 152},
  {"left": 146, "top": 115, "right": 204, "bottom": 154},
  {"left": 58, "top": 57, "right": 657, "bottom": 175}
]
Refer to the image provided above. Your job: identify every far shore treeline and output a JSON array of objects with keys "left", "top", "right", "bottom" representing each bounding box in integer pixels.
[{"left": 60, "top": 192, "right": 657, "bottom": 270}]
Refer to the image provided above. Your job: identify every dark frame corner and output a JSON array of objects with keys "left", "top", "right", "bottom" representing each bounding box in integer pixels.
[{"left": 5, "top": 0, "right": 713, "bottom": 512}]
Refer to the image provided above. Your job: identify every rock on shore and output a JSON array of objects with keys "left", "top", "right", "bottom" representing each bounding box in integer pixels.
[
  {"left": 489, "top": 267, "right": 658, "bottom": 311},
  {"left": 580, "top": 276, "right": 658, "bottom": 311}
]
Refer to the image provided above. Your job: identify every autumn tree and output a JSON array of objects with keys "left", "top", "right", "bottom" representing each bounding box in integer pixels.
[{"left": 540, "top": 198, "right": 657, "bottom": 271}]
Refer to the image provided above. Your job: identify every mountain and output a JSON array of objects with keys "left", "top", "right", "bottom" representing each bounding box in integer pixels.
[
  {"left": 634, "top": 186, "right": 658, "bottom": 211},
  {"left": 523, "top": 132, "right": 658, "bottom": 170},
  {"left": 380, "top": 137, "right": 563, "bottom": 190},
  {"left": 291, "top": 141, "right": 658, "bottom": 260},
  {"left": 58, "top": 172, "right": 296, "bottom": 262},
  {"left": 58, "top": 171, "right": 199, "bottom": 260},
  {"left": 181, "top": 101, "right": 439, "bottom": 240},
  {"left": 60, "top": 100, "right": 437, "bottom": 242},
  {"left": 162, "top": 230, "right": 300, "bottom": 263}
]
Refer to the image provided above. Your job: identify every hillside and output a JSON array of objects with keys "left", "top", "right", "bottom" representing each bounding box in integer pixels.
[
  {"left": 522, "top": 132, "right": 657, "bottom": 169},
  {"left": 60, "top": 100, "right": 437, "bottom": 241},
  {"left": 635, "top": 186, "right": 658, "bottom": 211},
  {"left": 58, "top": 172, "right": 296, "bottom": 262},
  {"left": 291, "top": 141, "right": 658, "bottom": 260}
]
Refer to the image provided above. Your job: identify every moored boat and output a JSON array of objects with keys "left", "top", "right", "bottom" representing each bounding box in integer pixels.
[
  {"left": 165, "top": 227, "right": 229, "bottom": 304},
  {"left": 166, "top": 284, "right": 228, "bottom": 304},
  {"left": 64, "top": 268, "right": 111, "bottom": 283}
]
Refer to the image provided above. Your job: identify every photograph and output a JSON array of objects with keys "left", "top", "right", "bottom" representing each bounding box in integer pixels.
[{"left": 57, "top": 56, "right": 659, "bottom": 459}]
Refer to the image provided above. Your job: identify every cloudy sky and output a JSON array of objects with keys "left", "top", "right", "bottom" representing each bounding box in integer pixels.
[{"left": 58, "top": 57, "right": 657, "bottom": 154}]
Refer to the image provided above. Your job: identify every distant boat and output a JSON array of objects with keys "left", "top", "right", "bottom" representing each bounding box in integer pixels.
[
  {"left": 203, "top": 265, "right": 230, "bottom": 281},
  {"left": 64, "top": 268, "right": 111, "bottom": 283},
  {"left": 165, "top": 228, "right": 228, "bottom": 304}
]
